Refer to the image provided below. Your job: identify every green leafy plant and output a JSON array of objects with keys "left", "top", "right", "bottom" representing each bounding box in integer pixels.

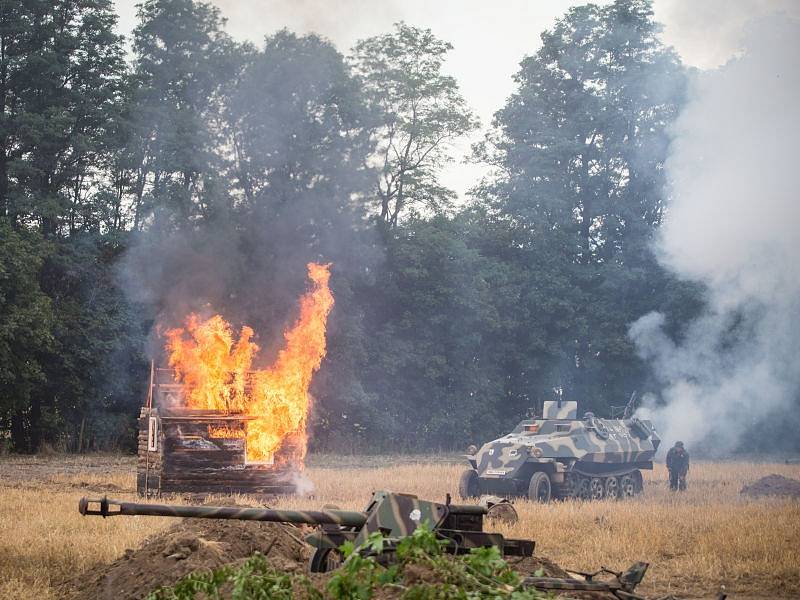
[
  {"left": 145, "top": 553, "right": 319, "bottom": 600},
  {"left": 396, "top": 522, "right": 447, "bottom": 561},
  {"left": 146, "top": 566, "right": 231, "bottom": 600},
  {"left": 146, "top": 528, "right": 545, "bottom": 600},
  {"left": 327, "top": 534, "right": 400, "bottom": 600}
]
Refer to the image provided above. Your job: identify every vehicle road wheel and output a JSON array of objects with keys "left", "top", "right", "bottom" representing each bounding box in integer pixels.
[
  {"left": 563, "top": 473, "right": 579, "bottom": 499},
  {"left": 528, "top": 472, "right": 552, "bottom": 503},
  {"left": 458, "top": 469, "right": 480, "bottom": 499},
  {"left": 604, "top": 476, "right": 620, "bottom": 500},
  {"left": 577, "top": 477, "right": 591, "bottom": 500},
  {"left": 309, "top": 548, "right": 344, "bottom": 573},
  {"left": 619, "top": 474, "right": 636, "bottom": 498},
  {"left": 589, "top": 477, "right": 605, "bottom": 500}
]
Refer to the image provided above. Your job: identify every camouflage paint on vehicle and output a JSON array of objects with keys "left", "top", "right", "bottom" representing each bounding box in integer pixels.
[
  {"left": 462, "top": 400, "right": 660, "bottom": 501},
  {"left": 542, "top": 400, "right": 578, "bottom": 419}
]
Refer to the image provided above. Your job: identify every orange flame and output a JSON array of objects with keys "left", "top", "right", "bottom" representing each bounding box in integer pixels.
[
  {"left": 207, "top": 425, "right": 245, "bottom": 439},
  {"left": 164, "top": 263, "right": 334, "bottom": 465}
]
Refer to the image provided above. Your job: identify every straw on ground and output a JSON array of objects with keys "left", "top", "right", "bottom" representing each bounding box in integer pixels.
[{"left": 0, "top": 455, "right": 798, "bottom": 599}]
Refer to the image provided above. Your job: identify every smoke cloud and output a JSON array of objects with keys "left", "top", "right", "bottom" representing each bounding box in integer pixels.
[{"left": 629, "top": 16, "right": 800, "bottom": 453}]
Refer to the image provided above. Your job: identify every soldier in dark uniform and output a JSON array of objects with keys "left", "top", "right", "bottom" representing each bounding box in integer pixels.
[{"left": 666, "top": 441, "right": 689, "bottom": 491}]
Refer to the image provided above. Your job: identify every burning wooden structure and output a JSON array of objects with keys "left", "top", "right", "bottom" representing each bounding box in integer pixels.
[
  {"left": 137, "top": 262, "right": 334, "bottom": 497},
  {"left": 137, "top": 367, "right": 299, "bottom": 497}
]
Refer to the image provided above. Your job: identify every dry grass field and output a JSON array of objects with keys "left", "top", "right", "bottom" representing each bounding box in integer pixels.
[{"left": 0, "top": 454, "right": 798, "bottom": 599}]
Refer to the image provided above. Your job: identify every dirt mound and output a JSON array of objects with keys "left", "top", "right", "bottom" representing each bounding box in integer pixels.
[
  {"left": 507, "top": 554, "right": 569, "bottom": 578},
  {"left": 62, "top": 518, "right": 310, "bottom": 600},
  {"left": 62, "top": 513, "right": 613, "bottom": 600},
  {"left": 740, "top": 474, "right": 800, "bottom": 498}
]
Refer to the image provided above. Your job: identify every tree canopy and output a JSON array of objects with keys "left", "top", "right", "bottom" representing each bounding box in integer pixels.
[
  {"left": 476, "top": 0, "right": 690, "bottom": 414},
  {"left": 1, "top": 0, "right": 745, "bottom": 454},
  {"left": 353, "top": 23, "right": 478, "bottom": 228}
]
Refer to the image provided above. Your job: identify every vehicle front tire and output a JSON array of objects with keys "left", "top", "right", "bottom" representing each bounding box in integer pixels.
[
  {"left": 458, "top": 469, "right": 481, "bottom": 499},
  {"left": 528, "top": 471, "right": 552, "bottom": 503}
]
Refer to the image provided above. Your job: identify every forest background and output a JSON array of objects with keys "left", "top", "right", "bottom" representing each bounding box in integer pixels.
[{"left": 1, "top": 0, "right": 792, "bottom": 454}]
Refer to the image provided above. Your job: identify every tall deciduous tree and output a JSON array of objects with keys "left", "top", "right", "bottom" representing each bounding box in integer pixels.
[
  {"left": 0, "top": 0, "right": 127, "bottom": 234},
  {"left": 0, "top": 222, "right": 53, "bottom": 451},
  {"left": 486, "top": 0, "right": 683, "bottom": 259},
  {"left": 0, "top": 0, "right": 139, "bottom": 452},
  {"left": 226, "top": 30, "right": 374, "bottom": 244},
  {"left": 352, "top": 23, "right": 478, "bottom": 227},
  {"left": 129, "top": 0, "right": 243, "bottom": 229},
  {"left": 478, "top": 0, "right": 687, "bottom": 410}
]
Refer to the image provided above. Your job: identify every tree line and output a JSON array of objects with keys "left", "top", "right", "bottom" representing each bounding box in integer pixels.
[{"left": 0, "top": 0, "right": 703, "bottom": 453}]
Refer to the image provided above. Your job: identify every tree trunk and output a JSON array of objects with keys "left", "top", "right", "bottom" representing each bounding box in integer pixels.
[
  {"left": 29, "top": 397, "right": 42, "bottom": 453},
  {"left": 579, "top": 131, "right": 599, "bottom": 264},
  {"left": 77, "top": 415, "right": 86, "bottom": 453},
  {"left": 133, "top": 167, "right": 147, "bottom": 230},
  {"left": 0, "top": 33, "right": 9, "bottom": 220},
  {"left": 10, "top": 411, "right": 28, "bottom": 453},
  {"left": 233, "top": 134, "right": 254, "bottom": 206},
  {"left": 0, "top": 145, "right": 7, "bottom": 221}
]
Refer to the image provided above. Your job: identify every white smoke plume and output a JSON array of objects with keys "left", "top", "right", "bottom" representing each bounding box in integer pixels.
[{"left": 629, "top": 16, "right": 800, "bottom": 453}]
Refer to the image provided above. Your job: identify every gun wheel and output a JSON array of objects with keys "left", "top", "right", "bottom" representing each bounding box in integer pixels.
[
  {"left": 619, "top": 474, "right": 636, "bottom": 498},
  {"left": 486, "top": 501, "right": 519, "bottom": 525},
  {"left": 309, "top": 548, "right": 344, "bottom": 573},
  {"left": 604, "top": 476, "right": 620, "bottom": 500},
  {"left": 589, "top": 477, "right": 605, "bottom": 500}
]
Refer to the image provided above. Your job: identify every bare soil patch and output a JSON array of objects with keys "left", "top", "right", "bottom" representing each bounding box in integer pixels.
[{"left": 740, "top": 474, "right": 800, "bottom": 499}]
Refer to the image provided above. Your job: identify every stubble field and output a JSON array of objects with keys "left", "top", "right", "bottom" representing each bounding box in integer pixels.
[{"left": 0, "top": 454, "right": 798, "bottom": 599}]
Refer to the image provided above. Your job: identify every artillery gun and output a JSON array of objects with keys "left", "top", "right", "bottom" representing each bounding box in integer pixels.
[
  {"left": 79, "top": 490, "right": 672, "bottom": 599},
  {"left": 78, "top": 490, "right": 534, "bottom": 572},
  {"left": 460, "top": 400, "right": 660, "bottom": 502}
]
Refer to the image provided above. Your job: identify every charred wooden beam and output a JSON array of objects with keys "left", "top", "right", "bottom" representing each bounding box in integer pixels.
[{"left": 137, "top": 406, "right": 299, "bottom": 498}]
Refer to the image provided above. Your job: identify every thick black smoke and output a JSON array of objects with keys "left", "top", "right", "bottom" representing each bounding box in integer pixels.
[{"left": 119, "top": 27, "right": 381, "bottom": 367}]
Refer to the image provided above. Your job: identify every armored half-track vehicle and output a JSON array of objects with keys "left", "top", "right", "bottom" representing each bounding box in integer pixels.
[{"left": 459, "top": 401, "right": 660, "bottom": 502}]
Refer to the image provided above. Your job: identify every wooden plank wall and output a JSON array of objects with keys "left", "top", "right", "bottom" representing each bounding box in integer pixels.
[{"left": 136, "top": 408, "right": 297, "bottom": 496}]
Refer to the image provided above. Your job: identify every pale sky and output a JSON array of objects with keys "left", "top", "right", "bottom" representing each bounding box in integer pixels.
[{"left": 112, "top": 0, "right": 800, "bottom": 198}]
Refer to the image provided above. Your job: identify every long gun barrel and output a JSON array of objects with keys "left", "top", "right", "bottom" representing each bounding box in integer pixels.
[{"left": 78, "top": 497, "right": 367, "bottom": 528}]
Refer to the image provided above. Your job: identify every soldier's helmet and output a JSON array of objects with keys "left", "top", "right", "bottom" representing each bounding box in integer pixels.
[
  {"left": 675, "top": 441, "right": 684, "bottom": 448},
  {"left": 583, "top": 411, "right": 595, "bottom": 419}
]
